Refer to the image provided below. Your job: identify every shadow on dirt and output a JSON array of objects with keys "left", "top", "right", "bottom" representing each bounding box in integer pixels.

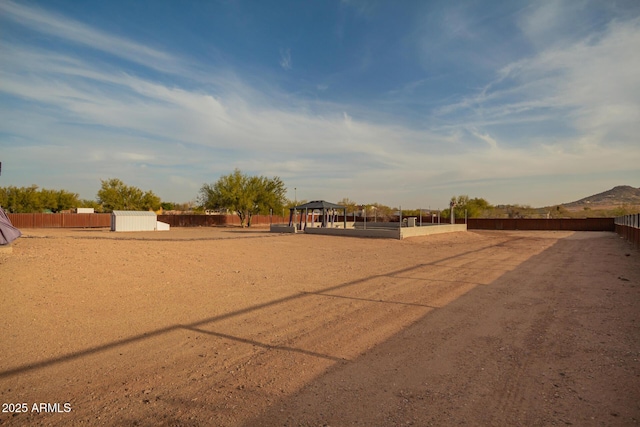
[
  {"left": 242, "top": 232, "right": 640, "bottom": 426},
  {"left": 0, "top": 237, "right": 521, "bottom": 380}
]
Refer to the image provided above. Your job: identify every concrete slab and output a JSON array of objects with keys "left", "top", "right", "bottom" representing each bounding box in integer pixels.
[
  {"left": 302, "top": 223, "right": 467, "bottom": 239},
  {"left": 270, "top": 224, "right": 297, "bottom": 233}
]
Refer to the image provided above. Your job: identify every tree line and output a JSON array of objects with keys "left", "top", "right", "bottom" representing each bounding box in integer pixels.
[
  {"left": 334, "top": 195, "right": 493, "bottom": 221},
  {"left": 0, "top": 171, "right": 288, "bottom": 228},
  {"left": 4, "top": 170, "right": 631, "bottom": 224},
  {"left": 0, "top": 179, "right": 162, "bottom": 213},
  {"left": 0, "top": 185, "right": 82, "bottom": 214}
]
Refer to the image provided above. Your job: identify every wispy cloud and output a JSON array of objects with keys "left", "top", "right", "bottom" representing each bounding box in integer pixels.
[
  {"left": 468, "top": 128, "right": 498, "bottom": 150},
  {"left": 0, "top": 1, "right": 638, "bottom": 207},
  {"left": 0, "top": 0, "right": 184, "bottom": 75},
  {"left": 340, "top": 0, "right": 378, "bottom": 18},
  {"left": 279, "top": 48, "right": 292, "bottom": 70},
  {"left": 436, "top": 17, "right": 640, "bottom": 151}
]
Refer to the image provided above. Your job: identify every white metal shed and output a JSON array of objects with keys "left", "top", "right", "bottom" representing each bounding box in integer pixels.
[{"left": 111, "top": 210, "right": 157, "bottom": 232}]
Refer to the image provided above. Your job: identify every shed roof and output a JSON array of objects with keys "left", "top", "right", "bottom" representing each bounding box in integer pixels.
[
  {"left": 291, "top": 200, "right": 346, "bottom": 210},
  {"left": 112, "top": 210, "right": 157, "bottom": 216}
]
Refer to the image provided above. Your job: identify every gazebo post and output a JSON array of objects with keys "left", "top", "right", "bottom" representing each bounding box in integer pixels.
[
  {"left": 363, "top": 206, "right": 366, "bottom": 230},
  {"left": 304, "top": 208, "right": 308, "bottom": 230},
  {"left": 343, "top": 208, "right": 347, "bottom": 229}
]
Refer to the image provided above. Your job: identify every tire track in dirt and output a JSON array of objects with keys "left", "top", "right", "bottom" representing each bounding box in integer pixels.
[
  {"left": 247, "top": 232, "right": 639, "bottom": 427},
  {"left": 2, "top": 232, "right": 516, "bottom": 426},
  {"left": 4, "top": 231, "right": 637, "bottom": 426}
]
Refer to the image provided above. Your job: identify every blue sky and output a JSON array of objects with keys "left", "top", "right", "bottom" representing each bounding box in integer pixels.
[{"left": 1, "top": 0, "right": 639, "bottom": 208}]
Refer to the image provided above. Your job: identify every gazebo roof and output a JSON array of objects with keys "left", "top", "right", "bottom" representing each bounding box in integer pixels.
[{"left": 291, "top": 200, "right": 345, "bottom": 210}]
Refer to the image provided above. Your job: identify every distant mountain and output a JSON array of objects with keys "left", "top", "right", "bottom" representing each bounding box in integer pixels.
[{"left": 563, "top": 185, "right": 640, "bottom": 208}]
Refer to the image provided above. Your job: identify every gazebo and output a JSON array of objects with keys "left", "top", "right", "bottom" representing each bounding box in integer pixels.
[{"left": 289, "top": 200, "right": 347, "bottom": 230}]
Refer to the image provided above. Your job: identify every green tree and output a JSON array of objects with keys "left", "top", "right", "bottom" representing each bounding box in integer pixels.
[
  {"left": 466, "top": 197, "right": 492, "bottom": 218},
  {"left": 337, "top": 198, "right": 358, "bottom": 214},
  {"left": 199, "top": 169, "right": 286, "bottom": 227},
  {"left": 0, "top": 187, "right": 8, "bottom": 209},
  {"left": 21, "top": 185, "right": 42, "bottom": 213},
  {"left": 39, "top": 188, "right": 58, "bottom": 211},
  {"left": 39, "top": 188, "right": 80, "bottom": 212},
  {"left": 252, "top": 175, "right": 287, "bottom": 224},
  {"left": 55, "top": 189, "right": 80, "bottom": 212},
  {"left": 1, "top": 185, "right": 41, "bottom": 213},
  {"left": 0, "top": 186, "right": 82, "bottom": 212},
  {"left": 97, "top": 178, "right": 161, "bottom": 212},
  {"left": 442, "top": 195, "right": 493, "bottom": 219},
  {"left": 368, "top": 203, "right": 393, "bottom": 221}
]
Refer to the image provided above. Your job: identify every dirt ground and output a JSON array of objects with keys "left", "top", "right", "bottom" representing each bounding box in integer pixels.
[{"left": 0, "top": 227, "right": 638, "bottom": 426}]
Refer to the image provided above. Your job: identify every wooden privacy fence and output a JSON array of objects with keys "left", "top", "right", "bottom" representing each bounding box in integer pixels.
[
  {"left": 157, "top": 214, "right": 288, "bottom": 227},
  {"left": 6, "top": 213, "right": 288, "bottom": 228},
  {"left": 7, "top": 213, "right": 111, "bottom": 228},
  {"left": 6, "top": 213, "right": 619, "bottom": 233},
  {"left": 466, "top": 218, "right": 615, "bottom": 231},
  {"left": 615, "top": 214, "right": 640, "bottom": 248}
]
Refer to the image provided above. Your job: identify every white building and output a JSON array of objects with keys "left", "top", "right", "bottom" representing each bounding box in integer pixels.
[{"left": 111, "top": 211, "right": 169, "bottom": 232}]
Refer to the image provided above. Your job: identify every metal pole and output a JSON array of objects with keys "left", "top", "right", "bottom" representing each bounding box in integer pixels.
[
  {"left": 399, "top": 205, "right": 402, "bottom": 228},
  {"left": 419, "top": 208, "right": 422, "bottom": 227},
  {"left": 450, "top": 202, "right": 455, "bottom": 225},
  {"left": 363, "top": 206, "right": 366, "bottom": 230}
]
